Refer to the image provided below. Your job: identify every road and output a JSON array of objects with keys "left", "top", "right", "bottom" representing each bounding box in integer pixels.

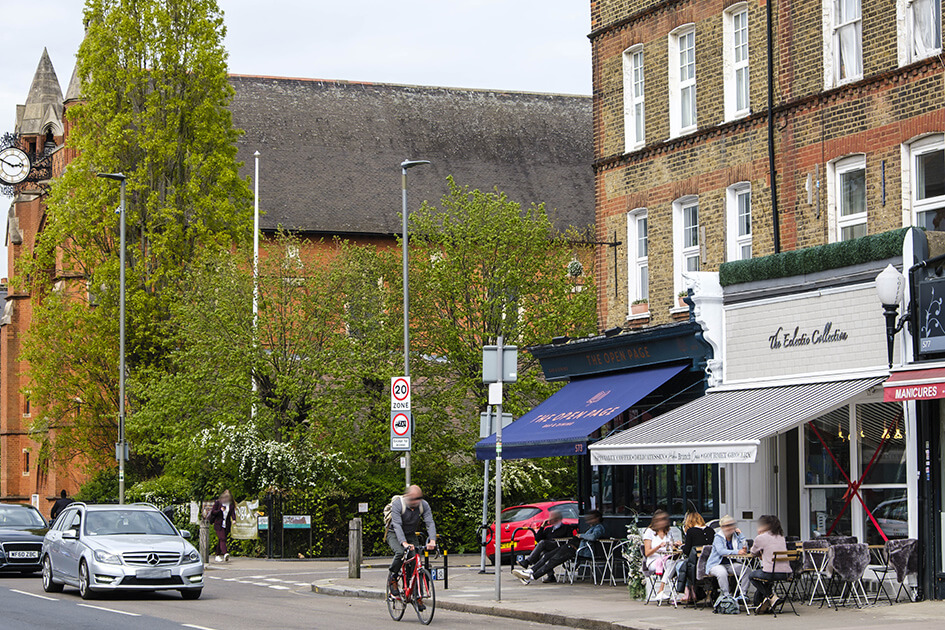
[{"left": 0, "top": 563, "right": 558, "bottom": 630}]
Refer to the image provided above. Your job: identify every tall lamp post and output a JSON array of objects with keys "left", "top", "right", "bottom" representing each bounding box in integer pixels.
[
  {"left": 400, "top": 159, "right": 430, "bottom": 489},
  {"left": 98, "top": 172, "right": 127, "bottom": 504},
  {"left": 875, "top": 263, "right": 907, "bottom": 368},
  {"left": 252, "top": 151, "right": 260, "bottom": 417}
]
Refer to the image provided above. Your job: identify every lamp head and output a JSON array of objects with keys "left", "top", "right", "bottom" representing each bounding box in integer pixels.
[
  {"left": 875, "top": 264, "right": 905, "bottom": 307},
  {"left": 401, "top": 159, "right": 431, "bottom": 170},
  {"left": 96, "top": 172, "right": 126, "bottom": 182}
]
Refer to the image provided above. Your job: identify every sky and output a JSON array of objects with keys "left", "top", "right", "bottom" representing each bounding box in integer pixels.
[{"left": 0, "top": 0, "right": 594, "bottom": 278}]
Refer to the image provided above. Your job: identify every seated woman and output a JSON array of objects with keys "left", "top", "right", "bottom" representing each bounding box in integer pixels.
[
  {"left": 642, "top": 510, "right": 678, "bottom": 602},
  {"left": 675, "top": 510, "right": 714, "bottom": 602},
  {"left": 749, "top": 514, "right": 791, "bottom": 613}
]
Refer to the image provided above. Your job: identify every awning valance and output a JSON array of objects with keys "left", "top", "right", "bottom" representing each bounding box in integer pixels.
[
  {"left": 475, "top": 364, "right": 687, "bottom": 460},
  {"left": 884, "top": 366, "right": 945, "bottom": 402},
  {"left": 589, "top": 376, "right": 887, "bottom": 465}
]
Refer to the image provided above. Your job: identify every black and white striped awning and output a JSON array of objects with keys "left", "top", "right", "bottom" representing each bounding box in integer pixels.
[{"left": 589, "top": 376, "right": 887, "bottom": 465}]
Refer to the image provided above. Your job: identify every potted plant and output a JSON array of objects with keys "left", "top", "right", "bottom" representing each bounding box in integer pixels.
[
  {"left": 677, "top": 291, "right": 689, "bottom": 308},
  {"left": 631, "top": 299, "right": 648, "bottom": 315}
]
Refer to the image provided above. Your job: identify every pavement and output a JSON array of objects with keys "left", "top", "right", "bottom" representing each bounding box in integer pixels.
[{"left": 249, "top": 553, "right": 945, "bottom": 630}]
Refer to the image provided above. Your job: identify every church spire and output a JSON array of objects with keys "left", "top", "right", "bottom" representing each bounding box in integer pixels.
[{"left": 15, "top": 48, "right": 64, "bottom": 137}]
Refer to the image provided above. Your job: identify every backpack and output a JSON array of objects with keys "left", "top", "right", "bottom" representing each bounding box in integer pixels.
[
  {"left": 383, "top": 495, "right": 424, "bottom": 530},
  {"left": 713, "top": 594, "right": 740, "bottom": 615}
]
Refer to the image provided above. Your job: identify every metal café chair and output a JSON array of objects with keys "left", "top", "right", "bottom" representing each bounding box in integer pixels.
[
  {"left": 801, "top": 539, "right": 832, "bottom": 607},
  {"left": 824, "top": 543, "right": 870, "bottom": 609}
]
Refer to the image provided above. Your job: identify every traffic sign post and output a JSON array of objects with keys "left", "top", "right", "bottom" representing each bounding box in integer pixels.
[
  {"left": 390, "top": 410, "right": 412, "bottom": 451},
  {"left": 391, "top": 376, "right": 411, "bottom": 411}
]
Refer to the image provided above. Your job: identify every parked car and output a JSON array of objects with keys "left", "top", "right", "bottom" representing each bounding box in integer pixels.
[
  {"left": 41, "top": 502, "right": 203, "bottom": 599},
  {"left": 0, "top": 502, "right": 49, "bottom": 574},
  {"left": 485, "top": 501, "right": 579, "bottom": 564},
  {"left": 874, "top": 497, "right": 909, "bottom": 539}
]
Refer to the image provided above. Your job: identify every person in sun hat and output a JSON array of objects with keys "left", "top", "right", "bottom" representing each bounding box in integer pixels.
[{"left": 706, "top": 514, "right": 750, "bottom": 600}]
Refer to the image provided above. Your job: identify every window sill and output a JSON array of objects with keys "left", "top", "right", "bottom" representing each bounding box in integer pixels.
[
  {"left": 626, "top": 311, "right": 650, "bottom": 322},
  {"left": 669, "top": 126, "right": 698, "bottom": 140},
  {"left": 669, "top": 305, "right": 690, "bottom": 315}
]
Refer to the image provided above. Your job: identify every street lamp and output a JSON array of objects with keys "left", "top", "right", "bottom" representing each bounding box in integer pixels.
[
  {"left": 252, "top": 151, "right": 260, "bottom": 418},
  {"left": 875, "top": 263, "right": 907, "bottom": 369},
  {"left": 401, "top": 158, "right": 430, "bottom": 489},
  {"left": 97, "top": 172, "right": 127, "bottom": 504}
]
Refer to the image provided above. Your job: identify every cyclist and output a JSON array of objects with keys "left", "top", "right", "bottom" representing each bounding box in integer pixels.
[{"left": 387, "top": 484, "right": 437, "bottom": 596}]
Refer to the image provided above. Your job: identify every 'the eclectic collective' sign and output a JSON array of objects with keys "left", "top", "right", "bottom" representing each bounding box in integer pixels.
[{"left": 767, "top": 323, "right": 849, "bottom": 350}]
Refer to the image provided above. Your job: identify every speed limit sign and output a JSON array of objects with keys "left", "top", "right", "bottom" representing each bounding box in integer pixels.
[{"left": 391, "top": 376, "right": 411, "bottom": 411}]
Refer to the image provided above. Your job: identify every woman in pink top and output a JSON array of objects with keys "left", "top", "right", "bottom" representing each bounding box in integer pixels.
[{"left": 749, "top": 514, "right": 791, "bottom": 613}]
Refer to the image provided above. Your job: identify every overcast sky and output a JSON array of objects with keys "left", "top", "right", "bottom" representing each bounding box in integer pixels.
[{"left": 0, "top": 0, "right": 593, "bottom": 278}]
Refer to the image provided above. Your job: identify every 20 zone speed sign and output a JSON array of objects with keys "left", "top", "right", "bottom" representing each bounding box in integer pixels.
[{"left": 391, "top": 376, "right": 411, "bottom": 411}]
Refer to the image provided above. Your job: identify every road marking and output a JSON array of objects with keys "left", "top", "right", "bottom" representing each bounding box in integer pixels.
[
  {"left": 268, "top": 585, "right": 291, "bottom": 590},
  {"left": 263, "top": 577, "right": 283, "bottom": 582},
  {"left": 182, "top": 625, "right": 219, "bottom": 630},
  {"left": 9, "top": 589, "right": 58, "bottom": 602},
  {"left": 77, "top": 603, "right": 141, "bottom": 616},
  {"left": 294, "top": 582, "right": 310, "bottom": 587}
]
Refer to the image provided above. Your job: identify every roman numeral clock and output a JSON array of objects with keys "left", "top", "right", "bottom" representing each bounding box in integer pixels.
[{"left": 0, "top": 132, "right": 47, "bottom": 196}]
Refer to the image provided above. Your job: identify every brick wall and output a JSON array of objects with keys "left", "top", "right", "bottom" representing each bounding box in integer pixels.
[{"left": 593, "top": 0, "right": 945, "bottom": 328}]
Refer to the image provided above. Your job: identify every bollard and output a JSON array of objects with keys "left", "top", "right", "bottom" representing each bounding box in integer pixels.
[
  {"left": 348, "top": 518, "right": 362, "bottom": 579},
  {"left": 198, "top": 521, "right": 210, "bottom": 563},
  {"left": 424, "top": 549, "right": 430, "bottom": 572},
  {"left": 443, "top": 550, "right": 449, "bottom": 590}
]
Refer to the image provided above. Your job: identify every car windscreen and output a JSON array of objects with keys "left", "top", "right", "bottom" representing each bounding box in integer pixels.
[
  {"left": 0, "top": 505, "right": 46, "bottom": 529},
  {"left": 84, "top": 510, "right": 178, "bottom": 536},
  {"left": 500, "top": 507, "right": 541, "bottom": 523},
  {"left": 549, "top": 503, "right": 579, "bottom": 520}
]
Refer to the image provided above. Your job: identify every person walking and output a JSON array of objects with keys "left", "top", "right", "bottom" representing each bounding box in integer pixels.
[
  {"left": 49, "top": 490, "right": 73, "bottom": 522},
  {"left": 208, "top": 490, "right": 235, "bottom": 562}
]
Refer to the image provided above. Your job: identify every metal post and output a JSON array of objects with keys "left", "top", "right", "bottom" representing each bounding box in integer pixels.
[
  {"left": 118, "top": 177, "right": 126, "bottom": 504},
  {"left": 348, "top": 518, "right": 362, "bottom": 579},
  {"left": 494, "top": 334, "right": 504, "bottom": 601},
  {"left": 198, "top": 520, "right": 209, "bottom": 562},
  {"left": 252, "top": 151, "right": 260, "bottom": 416},
  {"left": 443, "top": 550, "right": 449, "bottom": 590},
  {"left": 400, "top": 159, "right": 429, "bottom": 489},
  {"left": 479, "top": 450, "right": 491, "bottom": 573}
]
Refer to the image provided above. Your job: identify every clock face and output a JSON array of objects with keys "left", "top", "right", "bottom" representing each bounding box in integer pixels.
[{"left": 0, "top": 147, "right": 31, "bottom": 185}]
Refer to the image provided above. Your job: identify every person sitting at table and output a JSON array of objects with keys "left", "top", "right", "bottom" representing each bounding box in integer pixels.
[
  {"left": 512, "top": 510, "right": 605, "bottom": 585},
  {"left": 707, "top": 514, "right": 750, "bottom": 601},
  {"left": 675, "top": 510, "right": 715, "bottom": 602},
  {"left": 517, "top": 510, "right": 577, "bottom": 583},
  {"left": 643, "top": 509, "right": 678, "bottom": 602},
  {"left": 749, "top": 514, "right": 791, "bottom": 613}
]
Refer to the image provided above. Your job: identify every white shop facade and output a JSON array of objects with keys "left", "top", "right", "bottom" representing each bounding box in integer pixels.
[{"left": 590, "top": 235, "right": 916, "bottom": 546}]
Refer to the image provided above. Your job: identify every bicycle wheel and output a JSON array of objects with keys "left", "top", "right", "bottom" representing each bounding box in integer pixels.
[
  {"left": 414, "top": 568, "right": 435, "bottom": 625},
  {"left": 386, "top": 573, "right": 406, "bottom": 621}
]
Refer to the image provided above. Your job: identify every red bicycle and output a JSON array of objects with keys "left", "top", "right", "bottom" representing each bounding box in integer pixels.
[{"left": 387, "top": 543, "right": 436, "bottom": 625}]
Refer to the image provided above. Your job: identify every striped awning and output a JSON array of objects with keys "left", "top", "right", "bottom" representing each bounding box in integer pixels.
[{"left": 589, "top": 376, "right": 887, "bottom": 465}]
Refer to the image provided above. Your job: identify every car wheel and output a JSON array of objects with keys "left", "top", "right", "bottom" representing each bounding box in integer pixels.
[
  {"left": 42, "top": 556, "right": 63, "bottom": 593},
  {"left": 180, "top": 589, "right": 202, "bottom": 600},
  {"left": 488, "top": 554, "right": 495, "bottom": 566},
  {"left": 78, "top": 560, "right": 95, "bottom": 600}
]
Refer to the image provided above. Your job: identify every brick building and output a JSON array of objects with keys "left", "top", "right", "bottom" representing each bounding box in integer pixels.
[
  {"left": 590, "top": 0, "right": 945, "bottom": 328},
  {"left": 2, "top": 53, "right": 595, "bottom": 514}
]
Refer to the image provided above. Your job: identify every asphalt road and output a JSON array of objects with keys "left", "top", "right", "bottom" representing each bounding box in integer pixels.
[{"left": 0, "top": 564, "right": 558, "bottom": 630}]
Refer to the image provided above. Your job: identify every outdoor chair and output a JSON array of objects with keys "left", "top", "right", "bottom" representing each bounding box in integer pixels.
[
  {"left": 825, "top": 543, "right": 870, "bottom": 609},
  {"left": 818, "top": 535, "right": 857, "bottom": 546},
  {"left": 752, "top": 550, "right": 801, "bottom": 617},
  {"left": 568, "top": 540, "right": 607, "bottom": 585},
  {"left": 801, "top": 539, "right": 831, "bottom": 606},
  {"left": 869, "top": 538, "right": 918, "bottom": 604},
  {"left": 692, "top": 545, "right": 716, "bottom": 609}
]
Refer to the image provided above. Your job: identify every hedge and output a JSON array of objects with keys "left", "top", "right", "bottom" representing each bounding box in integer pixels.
[{"left": 719, "top": 228, "right": 909, "bottom": 287}]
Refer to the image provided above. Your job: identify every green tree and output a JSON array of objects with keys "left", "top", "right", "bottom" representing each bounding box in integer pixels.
[{"left": 19, "top": 0, "right": 251, "bottom": 472}]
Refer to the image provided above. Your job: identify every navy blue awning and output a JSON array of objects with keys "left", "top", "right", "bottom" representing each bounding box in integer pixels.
[{"left": 475, "top": 364, "right": 687, "bottom": 460}]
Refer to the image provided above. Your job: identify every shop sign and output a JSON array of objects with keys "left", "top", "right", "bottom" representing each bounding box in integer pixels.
[
  {"left": 767, "top": 323, "right": 849, "bottom": 350},
  {"left": 590, "top": 443, "right": 758, "bottom": 465}
]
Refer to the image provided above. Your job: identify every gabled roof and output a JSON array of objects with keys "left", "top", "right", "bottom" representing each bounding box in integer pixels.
[
  {"left": 16, "top": 49, "right": 63, "bottom": 136},
  {"left": 229, "top": 76, "right": 593, "bottom": 235}
]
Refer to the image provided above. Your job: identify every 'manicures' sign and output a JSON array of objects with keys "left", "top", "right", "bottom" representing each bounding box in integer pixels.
[{"left": 768, "top": 322, "right": 849, "bottom": 350}]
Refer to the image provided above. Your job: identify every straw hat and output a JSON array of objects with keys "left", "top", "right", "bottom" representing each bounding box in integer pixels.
[{"left": 719, "top": 514, "right": 736, "bottom": 526}]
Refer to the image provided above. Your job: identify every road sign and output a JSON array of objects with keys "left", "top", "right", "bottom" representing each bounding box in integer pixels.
[
  {"left": 391, "top": 410, "right": 412, "bottom": 451},
  {"left": 391, "top": 376, "right": 411, "bottom": 410},
  {"left": 479, "top": 412, "right": 514, "bottom": 438},
  {"left": 482, "top": 346, "right": 518, "bottom": 383},
  {"left": 392, "top": 437, "right": 411, "bottom": 450}
]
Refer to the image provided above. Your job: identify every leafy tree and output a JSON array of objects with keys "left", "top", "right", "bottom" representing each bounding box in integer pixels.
[{"left": 18, "top": 0, "right": 251, "bottom": 472}]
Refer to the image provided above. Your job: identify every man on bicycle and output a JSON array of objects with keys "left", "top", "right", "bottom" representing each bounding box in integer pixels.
[{"left": 387, "top": 484, "right": 437, "bottom": 595}]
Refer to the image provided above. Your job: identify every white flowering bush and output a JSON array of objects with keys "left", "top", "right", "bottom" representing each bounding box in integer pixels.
[{"left": 626, "top": 516, "right": 646, "bottom": 600}]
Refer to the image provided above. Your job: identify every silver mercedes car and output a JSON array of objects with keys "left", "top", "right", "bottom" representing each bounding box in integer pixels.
[{"left": 41, "top": 502, "right": 204, "bottom": 599}]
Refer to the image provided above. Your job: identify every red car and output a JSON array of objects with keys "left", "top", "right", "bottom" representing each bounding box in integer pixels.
[{"left": 486, "top": 501, "right": 579, "bottom": 564}]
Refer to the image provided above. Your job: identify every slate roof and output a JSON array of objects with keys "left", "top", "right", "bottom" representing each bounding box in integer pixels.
[
  {"left": 16, "top": 49, "right": 64, "bottom": 136},
  {"left": 229, "top": 76, "right": 593, "bottom": 235}
]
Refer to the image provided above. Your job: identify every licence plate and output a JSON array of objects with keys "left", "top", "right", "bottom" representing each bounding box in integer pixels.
[
  {"left": 8, "top": 551, "right": 38, "bottom": 559},
  {"left": 136, "top": 568, "right": 172, "bottom": 579},
  {"left": 500, "top": 543, "right": 513, "bottom": 550}
]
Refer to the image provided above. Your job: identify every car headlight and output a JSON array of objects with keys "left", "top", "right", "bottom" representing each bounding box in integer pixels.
[
  {"left": 93, "top": 549, "right": 122, "bottom": 565},
  {"left": 182, "top": 549, "right": 201, "bottom": 564}
]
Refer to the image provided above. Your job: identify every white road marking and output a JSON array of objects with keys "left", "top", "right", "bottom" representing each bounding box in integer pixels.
[
  {"left": 268, "top": 585, "right": 291, "bottom": 590},
  {"left": 251, "top": 582, "right": 269, "bottom": 586},
  {"left": 77, "top": 603, "right": 141, "bottom": 617},
  {"left": 9, "top": 589, "right": 58, "bottom": 602},
  {"left": 223, "top": 578, "right": 238, "bottom": 582},
  {"left": 263, "top": 577, "right": 283, "bottom": 582},
  {"left": 182, "top": 625, "right": 219, "bottom": 630},
  {"left": 294, "top": 582, "right": 310, "bottom": 587}
]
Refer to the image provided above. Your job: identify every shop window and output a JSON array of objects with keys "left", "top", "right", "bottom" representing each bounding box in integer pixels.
[
  {"left": 824, "top": 0, "right": 862, "bottom": 87},
  {"left": 723, "top": 4, "right": 750, "bottom": 121},
  {"left": 669, "top": 25, "right": 697, "bottom": 138},
  {"left": 898, "top": 0, "right": 942, "bottom": 65},
  {"left": 908, "top": 135, "right": 945, "bottom": 230},
  {"left": 726, "top": 183, "right": 752, "bottom": 261},
  {"left": 673, "top": 197, "right": 700, "bottom": 296},
  {"left": 623, "top": 45, "right": 645, "bottom": 151},
  {"left": 627, "top": 209, "right": 648, "bottom": 310},
  {"left": 597, "top": 463, "right": 717, "bottom": 520},
  {"left": 827, "top": 154, "right": 867, "bottom": 242}
]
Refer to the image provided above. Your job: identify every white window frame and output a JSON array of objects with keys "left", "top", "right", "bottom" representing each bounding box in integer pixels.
[
  {"left": 673, "top": 196, "right": 700, "bottom": 296},
  {"left": 668, "top": 25, "right": 697, "bottom": 138},
  {"left": 905, "top": 134, "right": 945, "bottom": 229},
  {"left": 823, "top": 0, "right": 863, "bottom": 88},
  {"left": 827, "top": 154, "right": 867, "bottom": 242},
  {"left": 726, "top": 183, "right": 752, "bottom": 261},
  {"left": 627, "top": 209, "right": 648, "bottom": 314},
  {"left": 897, "top": 0, "right": 943, "bottom": 65},
  {"left": 723, "top": 4, "right": 750, "bottom": 121},
  {"left": 623, "top": 45, "right": 646, "bottom": 152}
]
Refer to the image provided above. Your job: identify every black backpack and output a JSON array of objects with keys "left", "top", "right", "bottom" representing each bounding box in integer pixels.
[{"left": 713, "top": 594, "right": 740, "bottom": 614}]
